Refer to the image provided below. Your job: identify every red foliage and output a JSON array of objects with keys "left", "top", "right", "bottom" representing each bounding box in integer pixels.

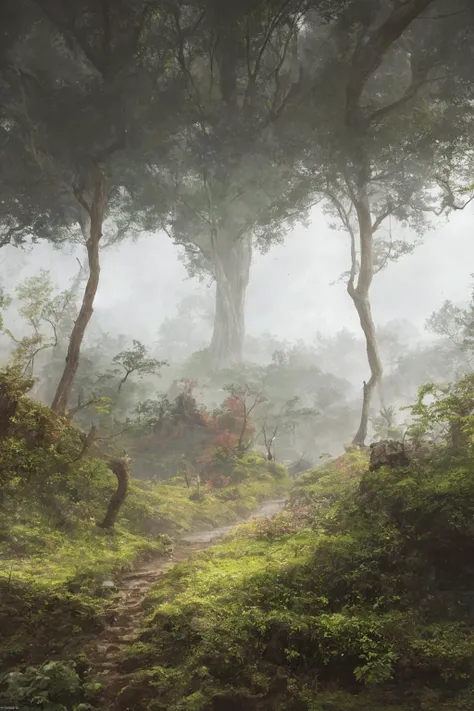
[
  {"left": 199, "top": 410, "right": 219, "bottom": 429},
  {"left": 224, "top": 395, "right": 245, "bottom": 416},
  {"left": 204, "top": 474, "right": 231, "bottom": 492},
  {"left": 131, "top": 381, "right": 263, "bottom": 484},
  {"left": 212, "top": 429, "right": 238, "bottom": 452}
]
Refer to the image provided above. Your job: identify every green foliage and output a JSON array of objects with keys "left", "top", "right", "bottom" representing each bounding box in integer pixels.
[
  {"left": 118, "top": 437, "right": 474, "bottom": 710},
  {"left": 406, "top": 373, "right": 474, "bottom": 451},
  {"left": 5, "top": 270, "right": 76, "bottom": 376},
  {"left": 0, "top": 287, "right": 11, "bottom": 332},
  {"left": 0, "top": 367, "right": 289, "bottom": 688},
  {"left": 0, "top": 374, "right": 90, "bottom": 511},
  {"left": 1, "top": 660, "right": 80, "bottom": 709},
  {"left": 291, "top": 450, "right": 368, "bottom": 505},
  {"left": 120, "top": 456, "right": 289, "bottom": 539},
  {"left": 0, "top": 659, "right": 99, "bottom": 710},
  {"left": 113, "top": 340, "right": 168, "bottom": 393},
  {"left": 371, "top": 406, "right": 403, "bottom": 441},
  {"left": 182, "top": 351, "right": 353, "bottom": 463}
]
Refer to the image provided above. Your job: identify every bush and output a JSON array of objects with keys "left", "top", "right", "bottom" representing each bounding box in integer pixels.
[
  {"left": 0, "top": 368, "right": 289, "bottom": 704},
  {"left": 0, "top": 659, "right": 100, "bottom": 710},
  {"left": 247, "top": 505, "right": 314, "bottom": 541},
  {"left": 118, "top": 446, "right": 474, "bottom": 711}
]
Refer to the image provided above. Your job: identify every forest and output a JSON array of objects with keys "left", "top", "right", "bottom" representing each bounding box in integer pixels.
[{"left": 1, "top": 0, "right": 474, "bottom": 709}]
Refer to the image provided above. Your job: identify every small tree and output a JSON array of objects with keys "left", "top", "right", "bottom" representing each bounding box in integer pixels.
[
  {"left": 427, "top": 282, "right": 474, "bottom": 354},
  {"left": 406, "top": 375, "right": 474, "bottom": 453},
  {"left": 5, "top": 270, "right": 75, "bottom": 378},
  {"left": 222, "top": 383, "right": 266, "bottom": 453},
  {"left": 257, "top": 396, "right": 318, "bottom": 462},
  {"left": 371, "top": 406, "right": 403, "bottom": 442},
  {"left": 113, "top": 340, "right": 168, "bottom": 394}
]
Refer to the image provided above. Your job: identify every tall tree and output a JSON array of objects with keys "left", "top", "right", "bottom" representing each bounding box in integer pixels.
[
  {"left": 284, "top": 0, "right": 474, "bottom": 444},
  {"left": 1, "top": 0, "right": 184, "bottom": 414},
  {"left": 140, "top": 0, "right": 333, "bottom": 368}
]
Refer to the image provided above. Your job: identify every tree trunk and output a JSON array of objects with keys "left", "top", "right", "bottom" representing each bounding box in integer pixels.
[
  {"left": 348, "top": 183, "right": 383, "bottom": 447},
  {"left": 209, "top": 235, "right": 252, "bottom": 368},
  {"left": 98, "top": 457, "right": 130, "bottom": 529},
  {"left": 51, "top": 169, "right": 107, "bottom": 416}
]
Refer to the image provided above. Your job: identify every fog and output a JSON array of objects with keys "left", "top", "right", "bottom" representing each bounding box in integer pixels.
[
  {"left": 3, "top": 205, "right": 472, "bottom": 349},
  {"left": 3, "top": 3, "right": 474, "bottom": 704},
  {"left": 2, "top": 0, "right": 474, "bottom": 465}
]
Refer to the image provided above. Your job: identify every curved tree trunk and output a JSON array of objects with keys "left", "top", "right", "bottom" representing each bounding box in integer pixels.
[
  {"left": 340, "top": 0, "right": 436, "bottom": 446},
  {"left": 209, "top": 234, "right": 252, "bottom": 368},
  {"left": 348, "top": 183, "right": 383, "bottom": 447},
  {"left": 98, "top": 457, "right": 130, "bottom": 529},
  {"left": 51, "top": 169, "right": 107, "bottom": 416}
]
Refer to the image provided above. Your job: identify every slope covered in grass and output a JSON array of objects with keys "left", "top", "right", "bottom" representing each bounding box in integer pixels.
[
  {"left": 0, "top": 369, "right": 289, "bottom": 687},
  {"left": 117, "top": 449, "right": 474, "bottom": 711}
]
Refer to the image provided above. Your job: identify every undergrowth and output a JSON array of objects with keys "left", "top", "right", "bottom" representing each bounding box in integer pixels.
[
  {"left": 116, "top": 443, "right": 474, "bottom": 711},
  {"left": 0, "top": 367, "right": 288, "bottom": 707}
]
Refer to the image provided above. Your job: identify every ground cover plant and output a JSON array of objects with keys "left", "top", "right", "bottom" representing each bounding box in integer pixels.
[{"left": 116, "top": 390, "right": 474, "bottom": 710}]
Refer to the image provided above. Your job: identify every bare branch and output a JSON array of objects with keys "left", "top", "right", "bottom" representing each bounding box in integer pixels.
[
  {"left": 69, "top": 397, "right": 105, "bottom": 416},
  {"left": 437, "top": 176, "right": 474, "bottom": 211},
  {"left": 244, "top": 0, "right": 293, "bottom": 106}
]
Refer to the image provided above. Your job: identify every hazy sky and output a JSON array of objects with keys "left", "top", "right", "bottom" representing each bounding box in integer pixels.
[{"left": 3, "top": 205, "right": 473, "bottom": 345}]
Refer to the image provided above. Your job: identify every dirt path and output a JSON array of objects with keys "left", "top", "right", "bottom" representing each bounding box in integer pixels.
[{"left": 84, "top": 499, "right": 286, "bottom": 709}]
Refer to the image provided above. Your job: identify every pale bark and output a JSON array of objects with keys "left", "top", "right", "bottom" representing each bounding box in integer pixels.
[
  {"left": 51, "top": 168, "right": 107, "bottom": 415},
  {"left": 340, "top": 1, "right": 436, "bottom": 445},
  {"left": 347, "top": 183, "right": 383, "bottom": 447},
  {"left": 209, "top": 234, "right": 252, "bottom": 368}
]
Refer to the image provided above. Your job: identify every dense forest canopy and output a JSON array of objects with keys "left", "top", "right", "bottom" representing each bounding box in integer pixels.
[{"left": 1, "top": 1, "right": 474, "bottom": 710}]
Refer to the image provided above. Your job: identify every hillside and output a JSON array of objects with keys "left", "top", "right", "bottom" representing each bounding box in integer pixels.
[
  {"left": 2, "top": 371, "right": 474, "bottom": 710},
  {"left": 115, "top": 447, "right": 474, "bottom": 711},
  {"left": 0, "top": 368, "right": 289, "bottom": 710}
]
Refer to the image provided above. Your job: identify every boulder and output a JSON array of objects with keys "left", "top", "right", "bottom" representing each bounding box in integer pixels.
[{"left": 369, "top": 439, "right": 411, "bottom": 471}]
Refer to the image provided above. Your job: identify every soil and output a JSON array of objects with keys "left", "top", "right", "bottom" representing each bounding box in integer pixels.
[{"left": 84, "top": 499, "right": 287, "bottom": 709}]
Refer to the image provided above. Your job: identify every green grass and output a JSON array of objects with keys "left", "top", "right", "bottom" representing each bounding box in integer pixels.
[
  {"left": 116, "top": 451, "right": 474, "bottom": 711},
  {"left": 0, "top": 454, "right": 288, "bottom": 585},
  {"left": 125, "top": 462, "right": 289, "bottom": 537},
  {"left": 291, "top": 449, "right": 368, "bottom": 503},
  {"left": 0, "top": 451, "right": 288, "bottom": 680},
  {"left": 1, "top": 524, "right": 162, "bottom": 588}
]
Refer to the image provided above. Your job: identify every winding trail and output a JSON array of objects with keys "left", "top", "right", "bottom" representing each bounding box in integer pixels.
[{"left": 85, "top": 499, "right": 286, "bottom": 709}]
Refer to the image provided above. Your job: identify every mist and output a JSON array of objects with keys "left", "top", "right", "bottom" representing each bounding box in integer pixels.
[
  {"left": 3, "top": 3, "right": 474, "bottom": 710},
  {"left": 3, "top": 205, "right": 472, "bottom": 350}
]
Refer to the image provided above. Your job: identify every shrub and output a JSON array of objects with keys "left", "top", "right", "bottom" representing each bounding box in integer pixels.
[
  {"left": 248, "top": 506, "right": 314, "bottom": 541},
  {"left": 118, "top": 444, "right": 474, "bottom": 710},
  {"left": 0, "top": 659, "right": 100, "bottom": 710}
]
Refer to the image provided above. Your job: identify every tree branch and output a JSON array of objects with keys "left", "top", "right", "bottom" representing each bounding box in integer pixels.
[
  {"left": 368, "top": 74, "right": 447, "bottom": 125},
  {"left": 244, "top": 0, "right": 293, "bottom": 106},
  {"left": 345, "top": 0, "right": 437, "bottom": 124}
]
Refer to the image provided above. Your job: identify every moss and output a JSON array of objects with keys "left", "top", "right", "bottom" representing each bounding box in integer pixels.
[
  {"left": 0, "top": 415, "right": 287, "bottom": 678},
  {"left": 0, "top": 370, "right": 288, "bottom": 689},
  {"left": 121, "top": 456, "right": 289, "bottom": 537},
  {"left": 117, "top": 451, "right": 474, "bottom": 711},
  {"left": 291, "top": 450, "right": 368, "bottom": 504},
  {"left": 0, "top": 578, "right": 104, "bottom": 672}
]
